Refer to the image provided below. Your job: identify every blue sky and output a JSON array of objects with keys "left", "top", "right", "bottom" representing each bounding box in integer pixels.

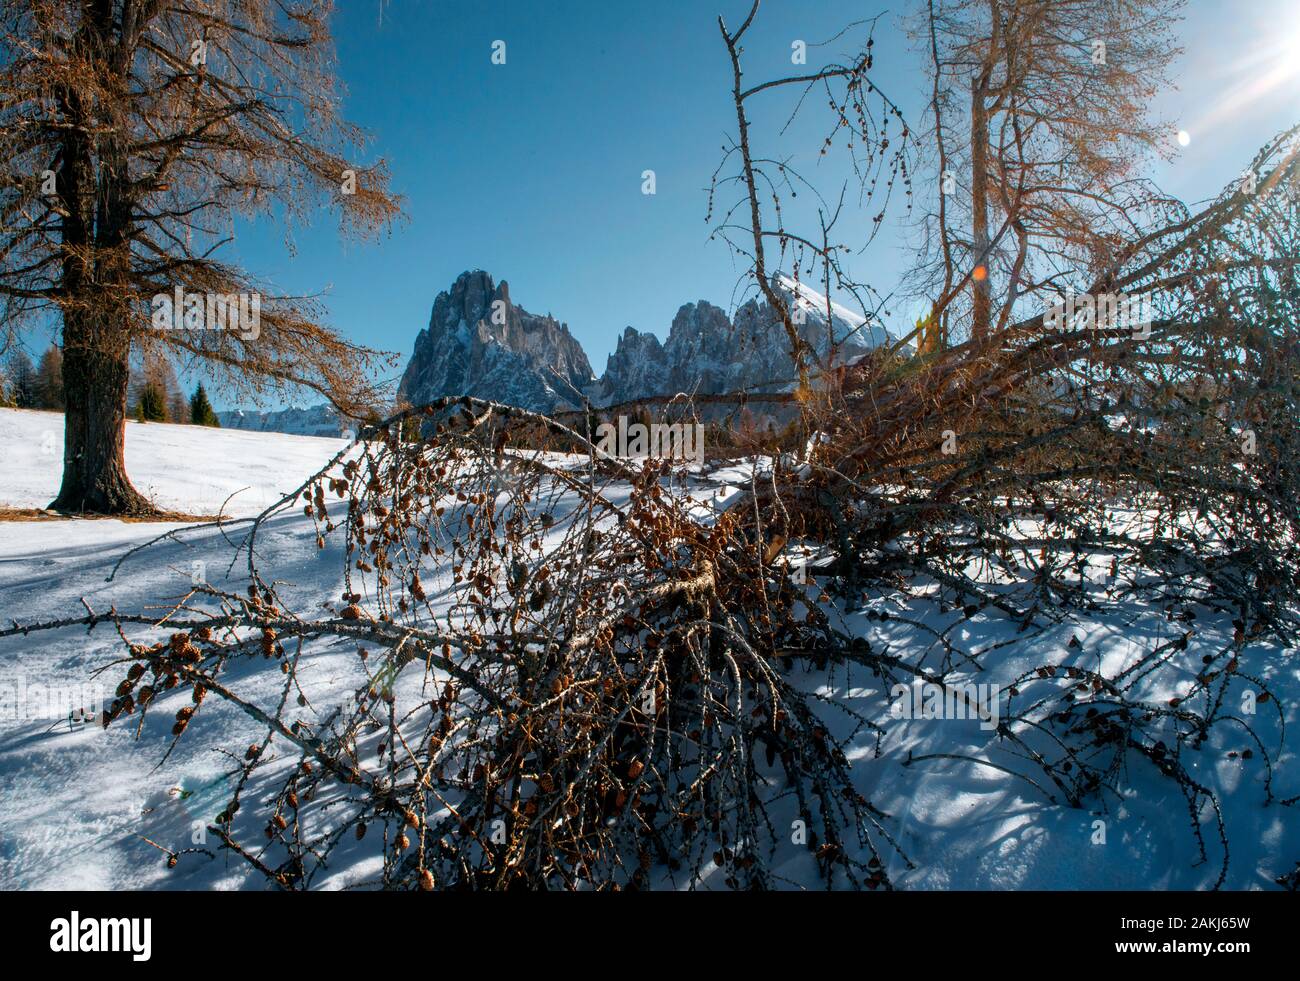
[
  {"left": 227, "top": 0, "right": 932, "bottom": 403},
  {"left": 23, "top": 1, "right": 1300, "bottom": 407}
]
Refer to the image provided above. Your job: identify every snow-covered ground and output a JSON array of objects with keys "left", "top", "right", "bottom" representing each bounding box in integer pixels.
[
  {"left": 0, "top": 406, "right": 1296, "bottom": 890},
  {"left": 0, "top": 408, "right": 349, "bottom": 517},
  {"left": 0, "top": 410, "right": 352, "bottom": 888}
]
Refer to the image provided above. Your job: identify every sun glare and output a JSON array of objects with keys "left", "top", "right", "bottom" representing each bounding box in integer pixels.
[{"left": 1187, "top": 8, "right": 1300, "bottom": 136}]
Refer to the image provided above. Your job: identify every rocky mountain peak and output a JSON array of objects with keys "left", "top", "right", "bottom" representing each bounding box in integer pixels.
[
  {"left": 399, "top": 269, "right": 894, "bottom": 415},
  {"left": 222, "top": 272, "right": 895, "bottom": 437},
  {"left": 399, "top": 269, "right": 595, "bottom": 413}
]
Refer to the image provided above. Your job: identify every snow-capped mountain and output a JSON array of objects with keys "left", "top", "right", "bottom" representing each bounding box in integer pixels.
[
  {"left": 217, "top": 403, "right": 349, "bottom": 438},
  {"left": 586, "top": 273, "right": 889, "bottom": 406},
  {"left": 219, "top": 270, "right": 895, "bottom": 435},
  {"left": 400, "top": 269, "right": 893, "bottom": 414},
  {"left": 397, "top": 270, "right": 595, "bottom": 414}
]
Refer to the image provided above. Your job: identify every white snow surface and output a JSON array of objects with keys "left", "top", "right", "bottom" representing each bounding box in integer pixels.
[
  {"left": 774, "top": 272, "right": 869, "bottom": 328},
  {"left": 2, "top": 408, "right": 348, "bottom": 516},
  {"left": 1, "top": 407, "right": 1296, "bottom": 890}
]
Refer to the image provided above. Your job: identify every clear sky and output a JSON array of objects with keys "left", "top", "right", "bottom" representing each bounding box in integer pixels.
[
  {"left": 227, "top": 0, "right": 934, "bottom": 403},
  {"left": 24, "top": 1, "right": 1300, "bottom": 407}
]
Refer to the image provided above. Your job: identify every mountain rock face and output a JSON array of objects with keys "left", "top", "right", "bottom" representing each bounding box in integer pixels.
[
  {"left": 400, "top": 269, "right": 893, "bottom": 413},
  {"left": 593, "top": 326, "right": 670, "bottom": 408},
  {"left": 397, "top": 270, "right": 595, "bottom": 414},
  {"left": 222, "top": 270, "right": 896, "bottom": 436},
  {"left": 585, "top": 274, "right": 889, "bottom": 407}
]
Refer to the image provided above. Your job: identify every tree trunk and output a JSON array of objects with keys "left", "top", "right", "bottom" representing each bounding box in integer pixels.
[
  {"left": 47, "top": 10, "right": 152, "bottom": 516},
  {"left": 970, "top": 78, "right": 992, "bottom": 342},
  {"left": 49, "top": 323, "right": 154, "bottom": 515}
]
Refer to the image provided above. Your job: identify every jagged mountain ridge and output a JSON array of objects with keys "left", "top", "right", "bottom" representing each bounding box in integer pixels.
[
  {"left": 397, "top": 270, "right": 595, "bottom": 415},
  {"left": 403, "top": 269, "right": 892, "bottom": 414},
  {"left": 219, "top": 269, "right": 894, "bottom": 435},
  {"left": 587, "top": 273, "right": 889, "bottom": 407},
  {"left": 217, "top": 403, "right": 349, "bottom": 438}
]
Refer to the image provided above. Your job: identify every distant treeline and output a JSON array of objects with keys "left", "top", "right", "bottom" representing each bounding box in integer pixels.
[{"left": 2, "top": 346, "right": 219, "bottom": 427}]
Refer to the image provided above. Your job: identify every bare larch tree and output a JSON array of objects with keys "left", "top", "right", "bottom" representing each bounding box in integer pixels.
[
  {"left": 710, "top": 0, "right": 910, "bottom": 395},
  {"left": 912, "top": 0, "right": 1184, "bottom": 342},
  {"left": 0, "top": 0, "right": 401, "bottom": 514}
]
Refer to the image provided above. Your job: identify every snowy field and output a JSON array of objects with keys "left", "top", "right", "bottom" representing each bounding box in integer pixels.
[{"left": 0, "top": 406, "right": 1296, "bottom": 890}]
